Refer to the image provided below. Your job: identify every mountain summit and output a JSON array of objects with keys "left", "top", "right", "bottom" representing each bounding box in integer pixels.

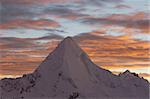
[{"left": 0, "top": 37, "right": 149, "bottom": 99}]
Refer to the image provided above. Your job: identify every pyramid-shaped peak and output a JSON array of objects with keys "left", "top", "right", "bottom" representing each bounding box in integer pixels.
[
  {"left": 45, "top": 36, "right": 83, "bottom": 59},
  {"left": 0, "top": 36, "right": 149, "bottom": 99},
  {"left": 63, "top": 36, "right": 74, "bottom": 41},
  {"left": 56, "top": 36, "right": 82, "bottom": 52},
  {"left": 60, "top": 36, "right": 76, "bottom": 45}
]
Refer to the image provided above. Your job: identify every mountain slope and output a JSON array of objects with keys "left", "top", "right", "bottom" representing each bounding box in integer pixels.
[{"left": 0, "top": 37, "right": 149, "bottom": 99}]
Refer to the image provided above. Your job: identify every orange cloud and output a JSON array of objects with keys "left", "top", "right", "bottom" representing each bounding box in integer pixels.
[
  {"left": 83, "top": 12, "right": 149, "bottom": 33},
  {"left": 0, "top": 37, "right": 60, "bottom": 77},
  {"left": 0, "top": 19, "right": 60, "bottom": 29}
]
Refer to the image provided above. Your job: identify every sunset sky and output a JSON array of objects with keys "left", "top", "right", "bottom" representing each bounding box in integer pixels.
[{"left": 0, "top": 0, "right": 150, "bottom": 81}]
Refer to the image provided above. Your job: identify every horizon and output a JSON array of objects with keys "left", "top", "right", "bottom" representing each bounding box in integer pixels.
[{"left": 0, "top": 0, "right": 149, "bottom": 82}]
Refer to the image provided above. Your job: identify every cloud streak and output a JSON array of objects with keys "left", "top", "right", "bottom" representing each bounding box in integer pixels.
[
  {"left": 0, "top": 19, "right": 60, "bottom": 29},
  {"left": 82, "top": 12, "right": 149, "bottom": 33}
]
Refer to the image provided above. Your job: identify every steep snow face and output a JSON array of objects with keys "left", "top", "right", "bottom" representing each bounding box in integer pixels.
[
  {"left": 32, "top": 37, "right": 102, "bottom": 97},
  {"left": 0, "top": 37, "right": 149, "bottom": 99}
]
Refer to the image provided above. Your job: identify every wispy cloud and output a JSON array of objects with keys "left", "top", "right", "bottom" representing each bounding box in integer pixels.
[
  {"left": 82, "top": 12, "right": 149, "bottom": 33},
  {"left": 0, "top": 19, "right": 60, "bottom": 29},
  {"left": 114, "top": 4, "right": 131, "bottom": 9}
]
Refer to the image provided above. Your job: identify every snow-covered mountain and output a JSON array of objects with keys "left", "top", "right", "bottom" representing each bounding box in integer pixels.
[{"left": 0, "top": 37, "right": 149, "bottom": 99}]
